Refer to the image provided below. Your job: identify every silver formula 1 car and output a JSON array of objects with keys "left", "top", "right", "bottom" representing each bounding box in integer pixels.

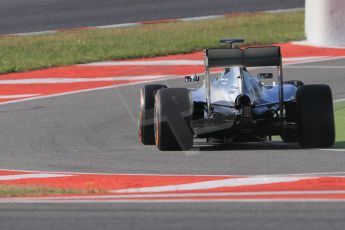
[{"left": 138, "top": 39, "right": 335, "bottom": 150}]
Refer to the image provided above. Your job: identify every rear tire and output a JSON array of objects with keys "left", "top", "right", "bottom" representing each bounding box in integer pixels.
[
  {"left": 154, "top": 88, "right": 193, "bottom": 151},
  {"left": 138, "top": 84, "right": 167, "bottom": 145},
  {"left": 296, "top": 84, "right": 335, "bottom": 148}
]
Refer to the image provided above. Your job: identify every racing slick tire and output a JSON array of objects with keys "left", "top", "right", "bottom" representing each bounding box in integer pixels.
[
  {"left": 296, "top": 84, "right": 335, "bottom": 148},
  {"left": 138, "top": 84, "right": 167, "bottom": 145},
  {"left": 154, "top": 88, "right": 193, "bottom": 151}
]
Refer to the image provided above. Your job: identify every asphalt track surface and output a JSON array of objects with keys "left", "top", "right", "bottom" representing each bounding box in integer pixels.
[
  {"left": 0, "top": 0, "right": 304, "bottom": 34},
  {"left": 2, "top": 203, "right": 345, "bottom": 230},
  {"left": 0, "top": 57, "right": 345, "bottom": 229}
]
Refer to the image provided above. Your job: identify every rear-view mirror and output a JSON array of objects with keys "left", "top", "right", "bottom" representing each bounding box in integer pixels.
[{"left": 185, "top": 74, "right": 200, "bottom": 82}]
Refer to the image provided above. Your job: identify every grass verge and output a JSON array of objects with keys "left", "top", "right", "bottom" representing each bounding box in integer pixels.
[
  {"left": 0, "top": 10, "right": 304, "bottom": 74},
  {"left": 334, "top": 101, "right": 345, "bottom": 148},
  {"left": 0, "top": 184, "right": 103, "bottom": 197}
]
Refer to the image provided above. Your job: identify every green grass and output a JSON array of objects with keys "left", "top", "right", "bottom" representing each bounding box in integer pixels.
[
  {"left": 0, "top": 10, "right": 304, "bottom": 74},
  {"left": 0, "top": 184, "right": 103, "bottom": 197},
  {"left": 334, "top": 101, "right": 345, "bottom": 148}
]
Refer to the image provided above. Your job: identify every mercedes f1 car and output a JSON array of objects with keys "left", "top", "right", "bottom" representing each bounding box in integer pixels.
[{"left": 138, "top": 39, "right": 335, "bottom": 150}]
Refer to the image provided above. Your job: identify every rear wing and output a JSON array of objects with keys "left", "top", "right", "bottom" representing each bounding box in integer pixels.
[
  {"left": 204, "top": 46, "right": 281, "bottom": 68},
  {"left": 203, "top": 46, "right": 284, "bottom": 119}
]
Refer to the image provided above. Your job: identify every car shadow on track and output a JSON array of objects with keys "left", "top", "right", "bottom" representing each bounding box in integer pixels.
[{"left": 194, "top": 141, "right": 301, "bottom": 151}]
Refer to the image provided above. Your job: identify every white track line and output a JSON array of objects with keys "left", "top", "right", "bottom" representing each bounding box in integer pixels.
[
  {"left": 0, "top": 94, "right": 39, "bottom": 99},
  {"left": 113, "top": 176, "right": 311, "bottom": 193},
  {"left": 335, "top": 98, "right": 345, "bottom": 103},
  {"left": 44, "top": 190, "right": 345, "bottom": 199},
  {"left": 82, "top": 57, "right": 327, "bottom": 67},
  {"left": 0, "top": 75, "right": 171, "bottom": 84},
  {"left": 81, "top": 60, "right": 204, "bottom": 66},
  {"left": 1, "top": 168, "right": 345, "bottom": 178},
  {"left": 0, "top": 75, "right": 184, "bottom": 106},
  {"left": 265, "top": 8, "right": 304, "bottom": 14},
  {"left": 319, "top": 149, "right": 345, "bottom": 152},
  {"left": 282, "top": 56, "right": 345, "bottom": 65},
  {"left": 13, "top": 30, "right": 58, "bottom": 36},
  {"left": 180, "top": 15, "right": 224, "bottom": 22},
  {"left": 284, "top": 56, "right": 345, "bottom": 65},
  {"left": 0, "top": 173, "right": 71, "bottom": 180},
  {"left": 284, "top": 66, "right": 345, "bottom": 69},
  {"left": 283, "top": 56, "right": 329, "bottom": 62},
  {"left": 96, "top": 23, "right": 140, "bottom": 29},
  {"left": 293, "top": 40, "right": 345, "bottom": 49},
  {"left": 110, "top": 190, "right": 345, "bottom": 198}
]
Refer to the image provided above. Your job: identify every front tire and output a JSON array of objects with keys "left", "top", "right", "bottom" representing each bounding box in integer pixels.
[
  {"left": 154, "top": 88, "right": 193, "bottom": 151},
  {"left": 296, "top": 84, "right": 335, "bottom": 148},
  {"left": 138, "top": 84, "right": 167, "bottom": 145}
]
